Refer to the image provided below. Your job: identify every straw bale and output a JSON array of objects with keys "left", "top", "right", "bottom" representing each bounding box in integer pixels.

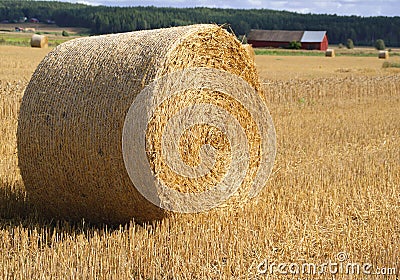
[
  {"left": 17, "top": 24, "right": 276, "bottom": 224},
  {"left": 30, "top": 34, "right": 48, "bottom": 48},
  {"left": 243, "top": 44, "right": 255, "bottom": 62},
  {"left": 378, "top": 50, "right": 389, "bottom": 59},
  {"left": 325, "top": 49, "right": 335, "bottom": 57}
]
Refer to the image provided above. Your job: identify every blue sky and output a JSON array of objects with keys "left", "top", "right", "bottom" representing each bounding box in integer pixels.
[{"left": 57, "top": 0, "right": 400, "bottom": 16}]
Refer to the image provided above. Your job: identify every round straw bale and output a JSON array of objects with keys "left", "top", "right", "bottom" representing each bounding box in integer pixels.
[
  {"left": 17, "top": 24, "right": 276, "bottom": 224},
  {"left": 325, "top": 49, "right": 335, "bottom": 57},
  {"left": 378, "top": 50, "right": 389, "bottom": 59},
  {"left": 30, "top": 34, "right": 48, "bottom": 48}
]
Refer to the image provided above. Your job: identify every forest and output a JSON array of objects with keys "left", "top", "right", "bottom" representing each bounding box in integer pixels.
[{"left": 1, "top": 0, "right": 400, "bottom": 47}]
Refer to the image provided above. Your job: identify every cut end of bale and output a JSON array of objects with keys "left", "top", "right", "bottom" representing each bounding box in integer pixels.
[
  {"left": 30, "top": 34, "right": 48, "bottom": 48},
  {"left": 378, "top": 50, "right": 389, "bottom": 59},
  {"left": 325, "top": 49, "right": 335, "bottom": 57},
  {"left": 159, "top": 26, "right": 261, "bottom": 92}
]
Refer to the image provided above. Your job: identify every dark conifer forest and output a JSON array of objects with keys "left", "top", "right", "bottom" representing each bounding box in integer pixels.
[{"left": 1, "top": 0, "right": 399, "bottom": 46}]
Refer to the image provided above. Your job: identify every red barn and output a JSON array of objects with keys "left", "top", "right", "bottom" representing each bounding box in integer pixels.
[{"left": 247, "top": 29, "right": 328, "bottom": 51}]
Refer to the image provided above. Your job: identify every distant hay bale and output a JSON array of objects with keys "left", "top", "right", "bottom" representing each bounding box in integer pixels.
[
  {"left": 30, "top": 34, "right": 48, "bottom": 48},
  {"left": 18, "top": 24, "right": 276, "bottom": 224},
  {"left": 378, "top": 50, "right": 389, "bottom": 59},
  {"left": 243, "top": 44, "right": 255, "bottom": 62},
  {"left": 325, "top": 49, "right": 335, "bottom": 57}
]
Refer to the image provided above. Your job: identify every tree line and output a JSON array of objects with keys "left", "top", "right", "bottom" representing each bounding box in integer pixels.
[{"left": 1, "top": 0, "right": 400, "bottom": 47}]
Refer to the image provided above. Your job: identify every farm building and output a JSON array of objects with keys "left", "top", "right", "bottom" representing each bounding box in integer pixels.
[{"left": 247, "top": 30, "right": 328, "bottom": 51}]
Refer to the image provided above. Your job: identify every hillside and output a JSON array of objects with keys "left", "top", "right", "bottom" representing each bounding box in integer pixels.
[{"left": 0, "top": 0, "right": 399, "bottom": 46}]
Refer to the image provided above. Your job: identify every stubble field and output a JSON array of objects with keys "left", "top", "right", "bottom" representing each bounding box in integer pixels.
[{"left": 0, "top": 45, "right": 399, "bottom": 279}]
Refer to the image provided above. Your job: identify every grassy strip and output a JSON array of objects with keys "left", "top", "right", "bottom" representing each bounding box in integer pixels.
[
  {"left": 254, "top": 48, "right": 400, "bottom": 57},
  {"left": 336, "top": 52, "right": 379, "bottom": 57},
  {"left": 254, "top": 49, "right": 324, "bottom": 56},
  {"left": 0, "top": 34, "right": 75, "bottom": 47},
  {"left": 382, "top": 61, "right": 400, "bottom": 68},
  {"left": 0, "top": 36, "right": 30, "bottom": 47}
]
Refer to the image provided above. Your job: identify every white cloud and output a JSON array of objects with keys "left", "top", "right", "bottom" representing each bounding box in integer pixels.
[
  {"left": 247, "top": 0, "right": 264, "bottom": 8},
  {"left": 75, "top": 0, "right": 102, "bottom": 5}
]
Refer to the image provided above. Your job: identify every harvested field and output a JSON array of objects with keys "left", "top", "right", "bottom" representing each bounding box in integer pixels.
[
  {"left": 256, "top": 55, "right": 400, "bottom": 80},
  {"left": 0, "top": 44, "right": 399, "bottom": 279},
  {"left": 0, "top": 46, "right": 49, "bottom": 80}
]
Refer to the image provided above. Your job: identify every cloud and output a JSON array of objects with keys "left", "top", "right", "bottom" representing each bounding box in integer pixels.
[{"left": 75, "top": 0, "right": 102, "bottom": 5}]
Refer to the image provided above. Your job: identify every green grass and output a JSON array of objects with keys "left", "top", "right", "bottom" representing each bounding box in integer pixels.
[
  {"left": 336, "top": 52, "right": 378, "bottom": 57},
  {"left": 254, "top": 48, "right": 400, "bottom": 57},
  {"left": 0, "top": 35, "right": 30, "bottom": 46},
  {"left": 382, "top": 61, "right": 400, "bottom": 68},
  {"left": 254, "top": 49, "right": 324, "bottom": 56},
  {"left": 0, "top": 33, "right": 76, "bottom": 47}
]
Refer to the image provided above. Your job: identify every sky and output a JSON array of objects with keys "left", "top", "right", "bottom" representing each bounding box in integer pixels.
[{"left": 57, "top": 0, "right": 400, "bottom": 17}]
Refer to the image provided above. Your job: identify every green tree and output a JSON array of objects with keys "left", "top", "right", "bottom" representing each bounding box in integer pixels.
[
  {"left": 288, "top": 41, "right": 301, "bottom": 49},
  {"left": 346, "top": 38, "right": 354, "bottom": 49},
  {"left": 375, "top": 39, "right": 385, "bottom": 50}
]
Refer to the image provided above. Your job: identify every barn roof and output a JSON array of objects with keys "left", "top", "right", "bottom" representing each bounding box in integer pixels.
[
  {"left": 247, "top": 30, "right": 303, "bottom": 42},
  {"left": 301, "top": 31, "right": 327, "bottom": 42},
  {"left": 248, "top": 29, "right": 327, "bottom": 43}
]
